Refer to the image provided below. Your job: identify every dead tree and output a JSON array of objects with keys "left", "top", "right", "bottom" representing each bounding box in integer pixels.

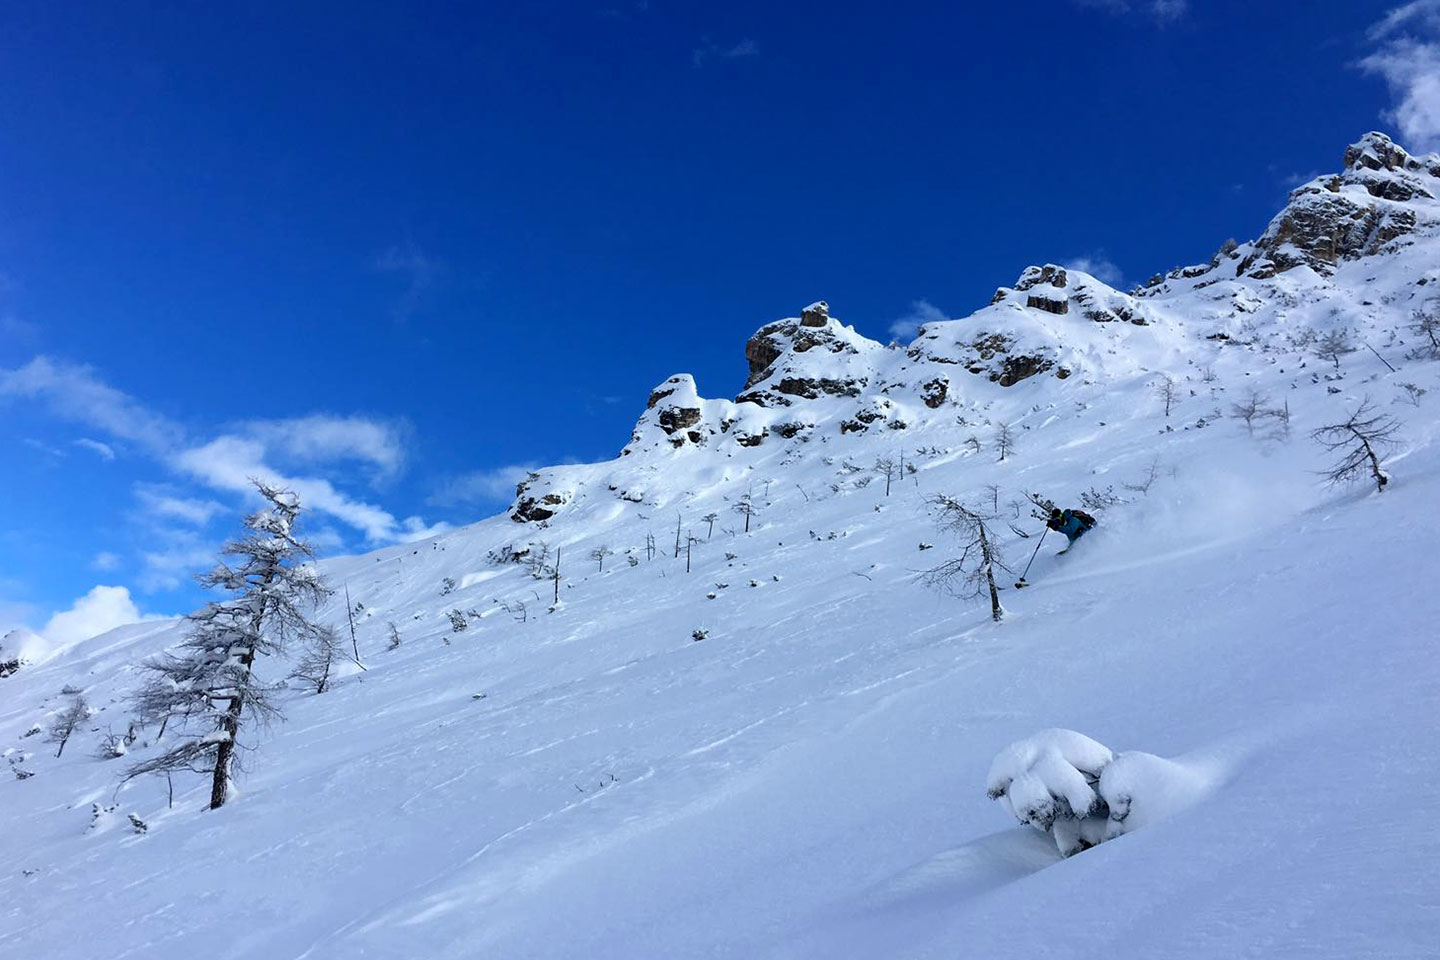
[
  {"left": 733, "top": 493, "right": 757, "bottom": 533},
  {"left": 47, "top": 693, "right": 90, "bottom": 758},
  {"left": 924, "top": 495, "right": 1012, "bottom": 623},
  {"left": 674, "top": 515, "right": 683, "bottom": 559},
  {"left": 128, "top": 481, "right": 331, "bottom": 810},
  {"left": 291, "top": 624, "right": 343, "bottom": 695},
  {"left": 702, "top": 513, "right": 719, "bottom": 540},
  {"left": 685, "top": 533, "right": 701, "bottom": 573},
  {"left": 552, "top": 548, "right": 562, "bottom": 604},
  {"left": 1231, "top": 389, "right": 1269, "bottom": 436},
  {"left": 1311, "top": 399, "right": 1402, "bottom": 493},
  {"left": 645, "top": 533, "right": 656, "bottom": 561},
  {"left": 1412, "top": 310, "right": 1440, "bottom": 359},
  {"left": 386, "top": 621, "right": 402, "bottom": 651},
  {"left": 995, "top": 423, "right": 1015, "bottom": 462},
  {"left": 1156, "top": 376, "right": 1179, "bottom": 418},
  {"left": 875, "top": 456, "right": 899, "bottom": 497},
  {"left": 1315, "top": 329, "right": 1356, "bottom": 372},
  {"left": 590, "top": 545, "right": 613, "bottom": 572}
]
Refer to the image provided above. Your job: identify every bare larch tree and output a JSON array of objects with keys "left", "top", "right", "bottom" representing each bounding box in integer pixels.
[
  {"left": 734, "top": 493, "right": 757, "bottom": 533},
  {"left": 590, "top": 545, "right": 613, "bottom": 572},
  {"left": 1315, "top": 329, "right": 1357, "bottom": 371},
  {"left": 875, "top": 456, "right": 899, "bottom": 496},
  {"left": 1311, "top": 399, "right": 1402, "bottom": 493},
  {"left": 995, "top": 423, "right": 1015, "bottom": 462},
  {"left": 1156, "top": 375, "right": 1179, "bottom": 418},
  {"left": 129, "top": 481, "right": 331, "bottom": 810},
  {"left": 47, "top": 692, "right": 90, "bottom": 757},
  {"left": 291, "top": 623, "right": 343, "bottom": 695},
  {"left": 702, "top": 513, "right": 719, "bottom": 540},
  {"left": 1231, "top": 389, "right": 1270, "bottom": 437},
  {"left": 924, "top": 494, "right": 1012, "bottom": 623}
]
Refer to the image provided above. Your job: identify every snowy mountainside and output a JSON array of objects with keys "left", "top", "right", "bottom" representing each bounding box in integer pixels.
[{"left": 3, "top": 134, "right": 1440, "bottom": 959}]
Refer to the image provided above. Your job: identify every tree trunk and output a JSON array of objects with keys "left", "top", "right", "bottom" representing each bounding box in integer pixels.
[
  {"left": 978, "top": 523, "right": 1002, "bottom": 622},
  {"left": 55, "top": 735, "right": 68, "bottom": 758}
]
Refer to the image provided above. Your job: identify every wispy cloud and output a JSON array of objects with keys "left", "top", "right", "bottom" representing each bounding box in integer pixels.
[
  {"left": 135, "top": 484, "right": 227, "bottom": 526},
  {"left": 74, "top": 437, "right": 115, "bottom": 460},
  {"left": 1073, "top": 0, "right": 1187, "bottom": 24},
  {"left": 888, "top": 300, "right": 948, "bottom": 342},
  {"left": 92, "top": 551, "right": 122, "bottom": 572},
  {"left": 1360, "top": 1, "right": 1440, "bottom": 153},
  {"left": 428, "top": 463, "right": 539, "bottom": 508},
  {"left": 375, "top": 239, "right": 444, "bottom": 322},
  {"left": 0, "top": 356, "right": 184, "bottom": 455},
  {"left": 693, "top": 38, "right": 759, "bottom": 68},
  {"left": 1063, "top": 253, "right": 1127, "bottom": 288},
  {"left": 0, "top": 355, "right": 447, "bottom": 551}
]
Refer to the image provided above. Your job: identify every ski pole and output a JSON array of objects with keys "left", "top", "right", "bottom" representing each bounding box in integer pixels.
[{"left": 1015, "top": 525, "right": 1048, "bottom": 587}]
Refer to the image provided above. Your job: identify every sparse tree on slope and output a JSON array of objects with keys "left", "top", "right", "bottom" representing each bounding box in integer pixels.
[
  {"left": 734, "top": 493, "right": 757, "bottom": 533},
  {"left": 1312, "top": 399, "right": 1402, "bottom": 493},
  {"left": 129, "top": 481, "right": 331, "bottom": 809},
  {"left": 924, "top": 494, "right": 1012, "bottom": 623},
  {"left": 47, "top": 693, "right": 90, "bottom": 758},
  {"left": 1315, "top": 329, "right": 1356, "bottom": 372},
  {"left": 291, "top": 624, "right": 342, "bottom": 695},
  {"left": 1155, "top": 375, "right": 1179, "bottom": 418}
]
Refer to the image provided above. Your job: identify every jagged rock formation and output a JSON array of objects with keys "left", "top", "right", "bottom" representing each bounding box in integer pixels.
[
  {"left": 509, "top": 132, "right": 1440, "bottom": 523},
  {"left": 1237, "top": 132, "right": 1439, "bottom": 278}
]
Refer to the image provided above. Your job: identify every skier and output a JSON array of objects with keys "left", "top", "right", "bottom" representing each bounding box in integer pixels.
[{"left": 1046, "top": 507, "right": 1096, "bottom": 551}]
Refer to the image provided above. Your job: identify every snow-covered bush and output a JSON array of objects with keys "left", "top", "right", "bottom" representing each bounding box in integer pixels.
[{"left": 986, "top": 728, "right": 1214, "bottom": 857}]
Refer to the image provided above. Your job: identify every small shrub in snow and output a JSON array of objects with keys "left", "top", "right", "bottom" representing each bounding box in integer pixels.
[
  {"left": 692, "top": 629, "right": 708, "bottom": 642},
  {"left": 386, "top": 621, "right": 402, "bottom": 651},
  {"left": 987, "top": 729, "right": 1213, "bottom": 857},
  {"left": 440, "top": 577, "right": 457, "bottom": 596},
  {"left": 447, "top": 609, "right": 469, "bottom": 632},
  {"left": 127, "top": 813, "right": 149, "bottom": 835}
]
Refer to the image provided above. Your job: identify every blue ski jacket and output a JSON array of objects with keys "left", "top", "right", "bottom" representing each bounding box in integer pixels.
[{"left": 1048, "top": 509, "right": 1096, "bottom": 543}]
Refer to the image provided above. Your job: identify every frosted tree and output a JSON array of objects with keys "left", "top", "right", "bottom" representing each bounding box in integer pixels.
[
  {"left": 702, "top": 513, "right": 719, "bottom": 540},
  {"left": 924, "top": 494, "right": 1011, "bottom": 623},
  {"left": 47, "top": 693, "right": 90, "bottom": 758},
  {"left": 1312, "top": 399, "right": 1401, "bottom": 493},
  {"left": 128, "top": 481, "right": 331, "bottom": 810}
]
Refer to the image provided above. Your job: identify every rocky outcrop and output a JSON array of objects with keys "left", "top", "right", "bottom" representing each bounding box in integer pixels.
[
  {"left": 800, "top": 301, "right": 829, "bottom": 327},
  {"left": 1240, "top": 133, "right": 1438, "bottom": 277}
]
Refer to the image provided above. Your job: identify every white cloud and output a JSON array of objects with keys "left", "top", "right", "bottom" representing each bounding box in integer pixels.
[
  {"left": 0, "top": 356, "right": 184, "bottom": 455},
  {"left": 175, "top": 435, "right": 446, "bottom": 543},
  {"left": 3, "top": 355, "right": 446, "bottom": 546},
  {"left": 138, "top": 534, "right": 222, "bottom": 592},
  {"left": 1361, "top": 3, "right": 1440, "bottom": 153},
  {"left": 135, "top": 485, "right": 227, "bottom": 526},
  {"left": 92, "top": 551, "right": 122, "bottom": 572},
  {"left": 41, "top": 585, "right": 163, "bottom": 647},
  {"left": 375, "top": 239, "right": 443, "bottom": 322},
  {"left": 693, "top": 38, "right": 759, "bottom": 67},
  {"left": 1063, "top": 254, "right": 1127, "bottom": 288},
  {"left": 74, "top": 437, "right": 116, "bottom": 460},
  {"left": 888, "top": 300, "right": 948, "bottom": 342},
  {"left": 429, "top": 464, "right": 538, "bottom": 507},
  {"left": 1073, "top": 0, "right": 1187, "bottom": 24},
  {"left": 242, "top": 414, "right": 408, "bottom": 481}
]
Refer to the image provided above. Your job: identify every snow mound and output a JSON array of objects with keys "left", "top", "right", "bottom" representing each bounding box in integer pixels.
[{"left": 988, "top": 730, "right": 1218, "bottom": 856}]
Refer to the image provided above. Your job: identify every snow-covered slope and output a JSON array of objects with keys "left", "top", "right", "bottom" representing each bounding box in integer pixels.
[{"left": 3, "top": 133, "right": 1439, "bottom": 959}]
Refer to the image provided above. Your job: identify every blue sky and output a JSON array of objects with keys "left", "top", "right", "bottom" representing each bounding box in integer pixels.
[{"left": 2, "top": 0, "right": 1437, "bottom": 641}]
